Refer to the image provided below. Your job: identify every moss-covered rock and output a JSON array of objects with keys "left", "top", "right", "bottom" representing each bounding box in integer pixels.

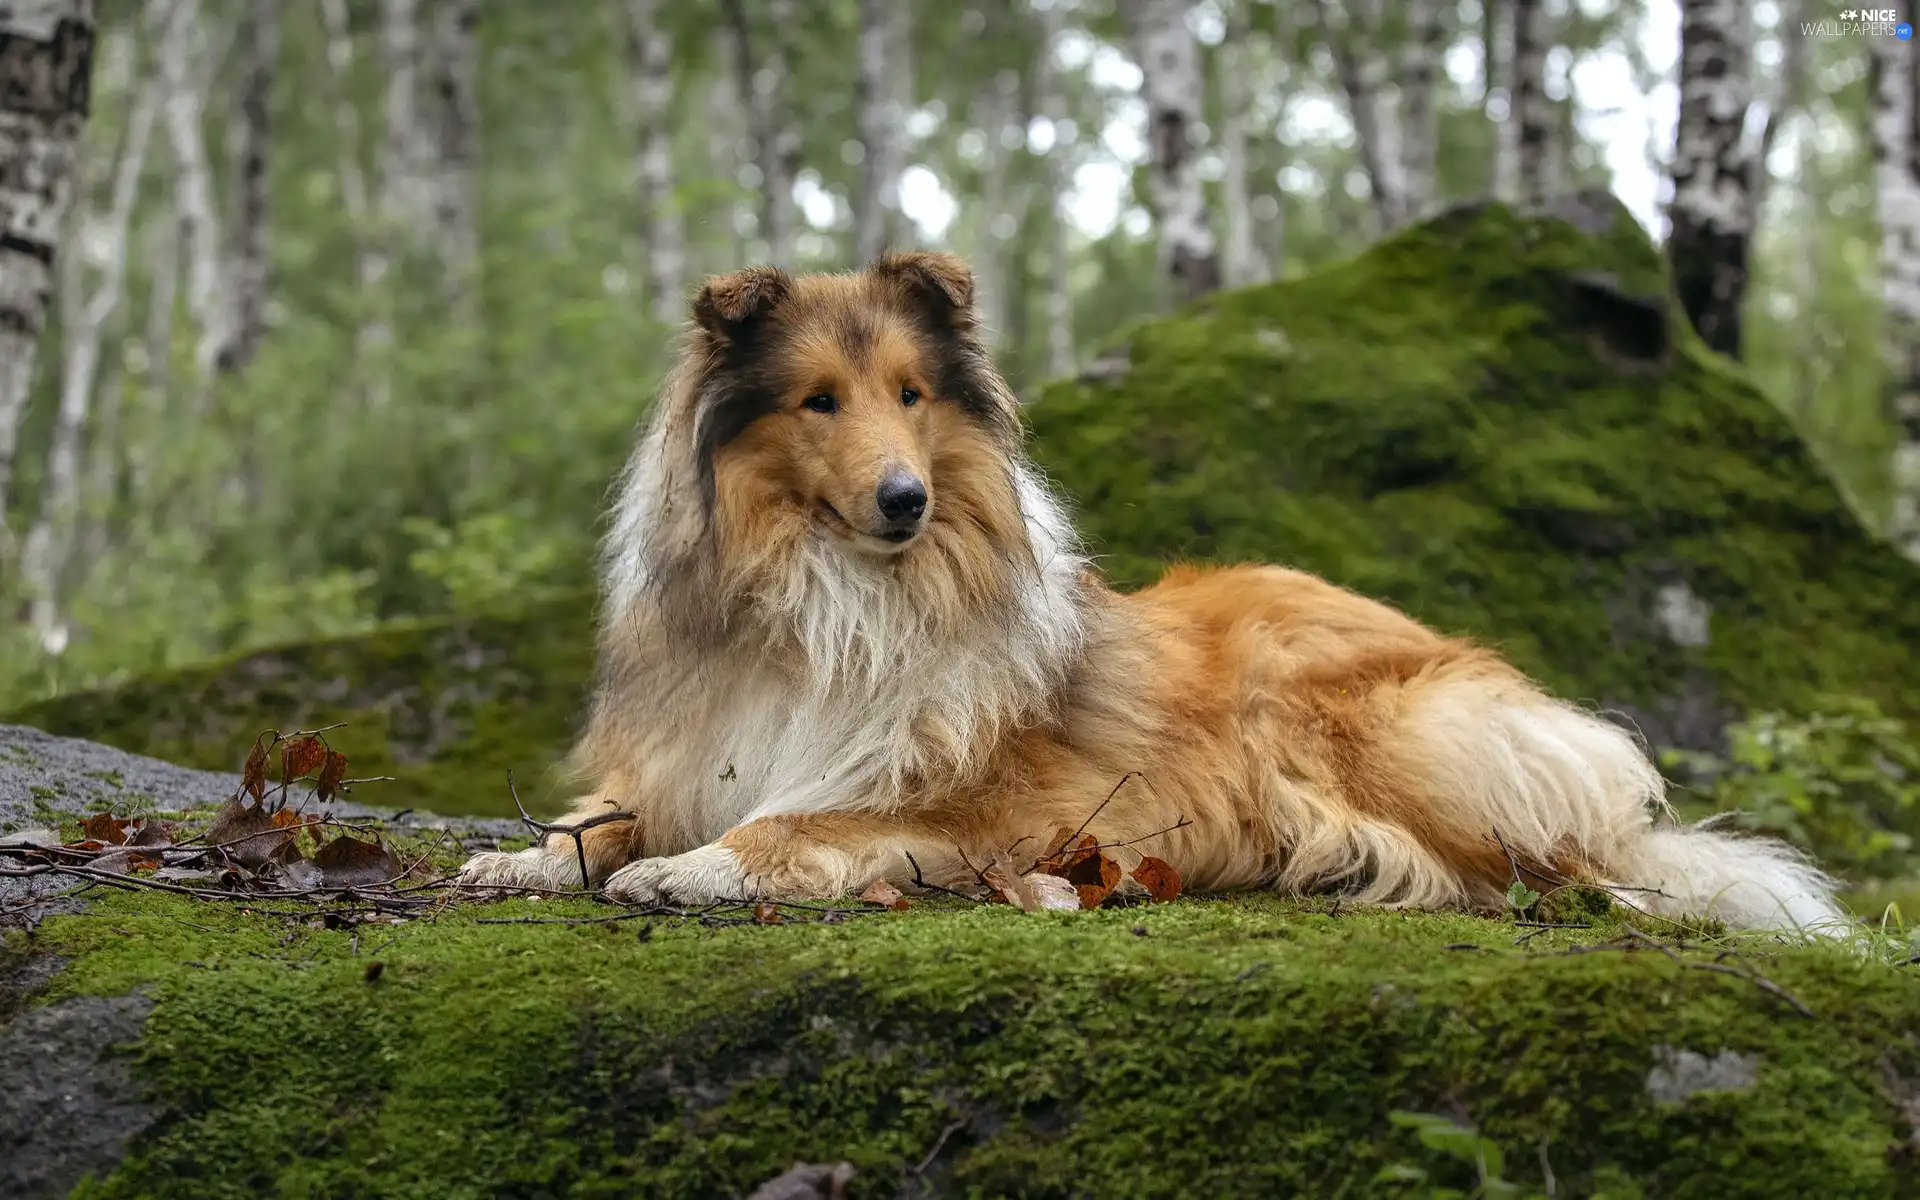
[
  {"left": 1025, "top": 191, "right": 1920, "bottom": 751},
  {"left": 7, "top": 600, "right": 592, "bottom": 819},
  {"left": 11, "top": 191, "right": 1918, "bottom": 813},
  {"left": 7, "top": 880, "right": 1920, "bottom": 1198}
]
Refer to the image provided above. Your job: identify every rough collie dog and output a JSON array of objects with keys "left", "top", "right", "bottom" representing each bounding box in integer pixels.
[{"left": 458, "top": 251, "right": 1844, "bottom": 933}]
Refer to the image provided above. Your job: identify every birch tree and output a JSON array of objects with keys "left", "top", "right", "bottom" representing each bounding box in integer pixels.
[
  {"left": 318, "top": 0, "right": 391, "bottom": 405},
  {"left": 219, "top": 0, "right": 276, "bottom": 373},
  {"left": 1667, "top": 0, "right": 1755, "bottom": 359},
  {"left": 971, "top": 69, "right": 1022, "bottom": 347},
  {"left": 156, "top": 0, "right": 224, "bottom": 399},
  {"left": 623, "top": 0, "right": 684, "bottom": 323},
  {"left": 1872, "top": 32, "right": 1920, "bottom": 561},
  {"left": 426, "top": 0, "right": 479, "bottom": 317},
  {"left": 1032, "top": 0, "right": 1075, "bottom": 375},
  {"left": 855, "top": 0, "right": 911, "bottom": 262},
  {"left": 0, "top": 0, "right": 101, "bottom": 542},
  {"left": 23, "top": 10, "right": 161, "bottom": 652},
  {"left": 1125, "top": 0, "right": 1219, "bottom": 300},
  {"left": 1511, "top": 0, "right": 1555, "bottom": 205},
  {"left": 1314, "top": 0, "right": 1406, "bottom": 234},
  {"left": 1216, "top": 3, "right": 1270, "bottom": 286},
  {"left": 1397, "top": 0, "right": 1444, "bottom": 222},
  {"left": 380, "top": 0, "right": 429, "bottom": 240},
  {"left": 723, "top": 0, "right": 797, "bottom": 267}
]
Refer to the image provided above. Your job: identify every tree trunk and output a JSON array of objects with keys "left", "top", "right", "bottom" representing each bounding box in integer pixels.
[
  {"left": 1033, "top": 0, "right": 1075, "bottom": 376},
  {"left": 1124, "top": 0, "right": 1220, "bottom": 300},
  {"left": 1668, "top": 0, "right": 1755, "bottom": 359},
  {"left": 426, "top": 0, "right": 479, "bottom": 319},
  {"left": 23, "top": 14, "right": 160, "bottom": 653},
  {"left": 1872, "top": 34, "right": 1920, "bottom": 561},
  {"left": 971, "top": 71, "right": 1019, "bottom": 348},
  {"left": 1488, "top": 0, "right": 1518, "bottom": 200},
  {"left": 0, "top": 0, "right": 99, "bottom": 545},
  {"left": 1749, "top": 0, "right": 1809, "bottom": 231},
  {"left": 1217, "top": 11, "right": 1271, "bottom": 287},
  {"left": 1314, "top": 0, "right": 1406, "bottom": 234},
  {"left": 623, "top": 0, "right": 684, "bottom": 323},
  {"left": 723, "top": 0, "right": 797, "bottom": 268},
  {"left": 1398, "top": 0, "right": 1444, "bottom": 221},
  {"left": 854, "top": 0, "right": 910, "bottom": 262},
  {"left": 219, "top": 0, "right": 276, "bottom": 374},
  {"left": 1512, "top": 0, "right": 1555, "bottom": 205},
  {"left": 156, "top": 0, "right": 224, "bottom": 399},
  {"left": 318, "top": 0, "right": 391, "bottom": 407}
]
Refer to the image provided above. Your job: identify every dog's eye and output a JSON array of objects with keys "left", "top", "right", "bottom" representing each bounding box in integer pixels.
[
  {"left": 802, "top": 393, "right": 837, "bottom": 414},
  {"left": 900, "top": 387, "right": 919, "bottom": 407}
]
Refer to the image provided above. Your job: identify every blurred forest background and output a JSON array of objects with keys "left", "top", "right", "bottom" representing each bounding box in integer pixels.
[{"left": 0, "top": 0, "right": 1914, "bottom": 708}]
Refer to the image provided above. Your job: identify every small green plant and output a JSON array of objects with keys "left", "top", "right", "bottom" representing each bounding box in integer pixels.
[
  {"left": 1664, "top": 696, "right": 1920, "bottom": 879},
  {"left": 1503, "top": 880, "right": 1542, "bottom": 917},
  {"left": 1375, "top": 1111, "right": 1543, "bottom": 1199}
]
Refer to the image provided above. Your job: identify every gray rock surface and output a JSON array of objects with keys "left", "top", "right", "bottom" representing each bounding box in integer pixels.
[
  {"left": 0, "top": 992, "right": 158, "bottom": 1199},
  {"left": 0, "top": 722, "right": 523, "bottom": 917}
]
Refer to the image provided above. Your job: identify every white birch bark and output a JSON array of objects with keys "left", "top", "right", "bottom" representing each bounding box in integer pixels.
[
  {"left": 0, "top": 0, "right": 100, "bottom": 544},
  {"left": 623, "top": 0, "right": 684, "bottom": 322},
  {"left": 1033, "top": 0, "right": 1075, "bottom": 376},
  {"left": 724, "top": 0, "right": 798, "bottom": 267},
  {"left": 1488, "top": 0, "right": 1518, "bottom": 200},
  {"left": 969, "top": 67, "right": 1023, "bottom": 349},
  {"left": 1217, "top": 8, "right": 1271, "bottom": 287},
  {"left": 23, "top": 22, "right": 160, "bottom": 652},
  {"left": 1668, "top": 0, "right": 1755, "bottom": 358},
  {"left": 155, "top": 0, "right": 224, "bottom": 397},
  {"left": 1512, "top": 0, "right": 1555, "bottom": 205},
  {"left": 1749, "top": 0, "right": 1809, "bottom": 230},
  {"left": 1314, "top": 0, "right": 1407, "bottom": 233},
  {"left": 1398, "top": 0, "right": 1444, "bottom": 221},
  {"left": 380, "top": 0, "right": 430, "bottom": 239},
  {"left": 1124, "top": 0, "right": 1220, "bottom": 299},
  {"left": 426, "top": 0, "right": 479, "bottom": 318},
  {"left": 855, "top": 0, "right": 911, "bottom": 262},
  {"left": 219, "top": 0, "right": 276, "bottom": 373},
  {"left": 318, "top": 0, "right": 391, "bottom": 406},
  {"left": 1872, "top": 33, "right": 1920, "bottom": 560}
]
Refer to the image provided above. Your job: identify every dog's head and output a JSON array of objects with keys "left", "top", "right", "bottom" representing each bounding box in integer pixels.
[{"left": 681, "top": 251, "right": 1022, "bottom": 566}]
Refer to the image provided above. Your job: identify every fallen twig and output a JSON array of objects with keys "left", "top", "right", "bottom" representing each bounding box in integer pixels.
[{"left": 504, "top": 770, "right": 637, "bottom": 890}]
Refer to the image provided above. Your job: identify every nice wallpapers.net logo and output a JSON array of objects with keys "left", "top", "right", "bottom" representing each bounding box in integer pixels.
[{"left": 1830, "top": 8, "right": 1913, "bottom": 36}]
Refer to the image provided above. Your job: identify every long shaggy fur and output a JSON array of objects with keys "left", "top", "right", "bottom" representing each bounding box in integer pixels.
[{"left": 459, "top": 252, "right": 1847, "bottom": 936}]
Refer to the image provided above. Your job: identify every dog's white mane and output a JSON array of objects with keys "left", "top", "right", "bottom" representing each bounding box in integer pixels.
[{"left": 597, "top": 409, "right": 1090, "bottom": 836}]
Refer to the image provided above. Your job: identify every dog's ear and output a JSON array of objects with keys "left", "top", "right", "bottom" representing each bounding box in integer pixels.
[
  {"left": 869, "top": 251, "right": 975, "bottom": 323},
  {"left": 692, "top": 266, "right": 792, "bottom": 339}
]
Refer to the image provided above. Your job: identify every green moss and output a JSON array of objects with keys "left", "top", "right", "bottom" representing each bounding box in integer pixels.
[
  {"left": 3, "top": 882, "right": 1914, "bottom": 1199},
  {"left": 1026, "top": 194, "right": 1920, "bottom": 750},
  {"left": 7, "top": 595, "right": 594, "bottom": 819}
]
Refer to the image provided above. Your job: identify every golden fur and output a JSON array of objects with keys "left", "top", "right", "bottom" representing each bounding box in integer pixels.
[{"left": 458, "top": 252, "right": 1846, "bottom": 934}]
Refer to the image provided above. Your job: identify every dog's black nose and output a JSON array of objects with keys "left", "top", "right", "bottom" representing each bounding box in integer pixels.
[{"left": 875, "top": 472, "right": 928, "bottom": 524}]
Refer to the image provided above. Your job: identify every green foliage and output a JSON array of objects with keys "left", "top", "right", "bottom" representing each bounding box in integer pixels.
[
  {"left": 1376, "top": 1111, "right": 1541, "bottom": 1199},
  {"left": 13, "top": 884, "right": 1920, "bottom": 1198},
  {"left": 1665, "top": 698, "right": 1920, "bottom": 881}
]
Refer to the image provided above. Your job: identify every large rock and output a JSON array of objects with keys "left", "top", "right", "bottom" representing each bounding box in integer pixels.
[
  {"left": 8, "top": 192, "right": 1917, "bottom": 811},
  {"left": 1025, "top": 191, "right": 1920, "bottom": 751}
]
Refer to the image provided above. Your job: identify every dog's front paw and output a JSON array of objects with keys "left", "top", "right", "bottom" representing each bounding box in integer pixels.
[
  {"left": 456, "top": 845, "right": 580, "bottom": 891},
  {"left": 603, "top": 844, "right": 749, "bottom": 905}
]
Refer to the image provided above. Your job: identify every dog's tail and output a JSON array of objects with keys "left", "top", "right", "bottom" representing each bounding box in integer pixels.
[{"left": 1393, "top": 662, "right": 1849, "bottom": 936}]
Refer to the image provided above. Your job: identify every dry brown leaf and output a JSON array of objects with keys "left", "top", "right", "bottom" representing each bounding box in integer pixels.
[
  {"left": 89, "top": 850, "right": 132, "bottom": 875},
  {"left": 316, "top": 750, "right": 349, "bottom": 802},
  {"left": 1065, "top": 849, "right": 1122, "bottom": 903},
  {"left": 1025, "top": 871, "right": 1082, "bottom": 912},
  {"left": 857, "top": 879, "right": 910, "bottom": 911},
  {"left": 311, "top": 835, "right": 401, "bottom": 889},
  {"left": 128, "top": 819, "right": 174, "bottom": 848},
  {"left": 752, "top": 901, "right": 784, "bottom": 924},
  {"left": 1035, "top": 826, "right": 1100, "bottom": 875},
  {"left": 282, "top": 735, "right": 326, "bottom": 781},
  {"left": 1131, "top": 856, "right": 1183, "bottom": 903},
  {"left": 242, "top": 741, "right": 270, "bottom": 802},
  {"left": 204, "top": 798, "right": 291, "bottom": 868},
  {"left": 1101, "top": 874, "right": 1151, "bottom": 907},
  {"left": 81, "top": 813, "right": 131, "bottom": 845}
]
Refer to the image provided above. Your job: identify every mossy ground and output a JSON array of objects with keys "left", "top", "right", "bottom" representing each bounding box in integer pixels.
[
  {"left": 6, "top": 599, "right": 593, "bottom": 819},
  {"left": 10, "top": 872, "right": 1920, "bottom": 1200}
]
